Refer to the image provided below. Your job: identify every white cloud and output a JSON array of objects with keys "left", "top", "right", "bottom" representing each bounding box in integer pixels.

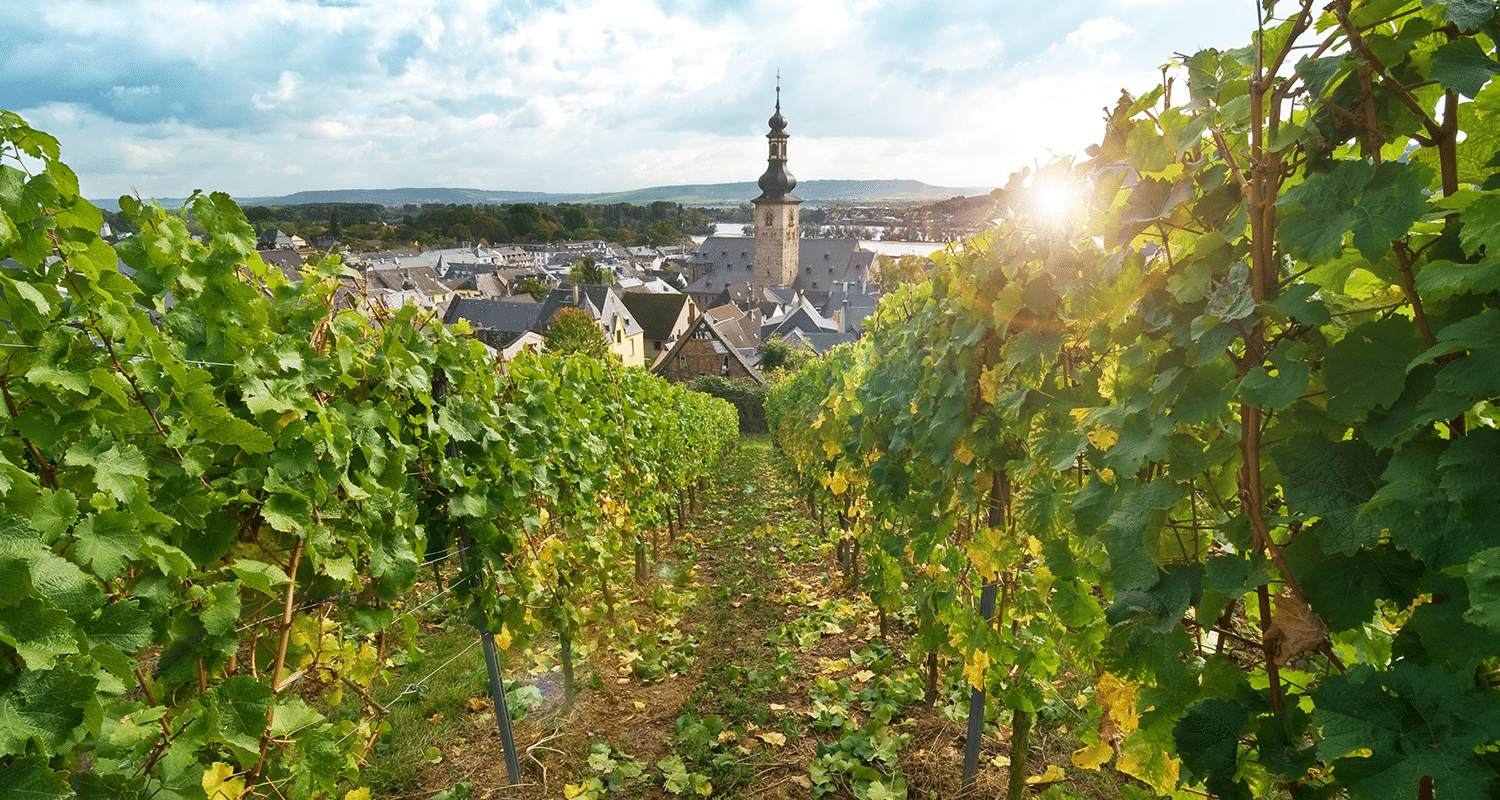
[
  {"left": 7, "top": 0, "right": 1259, "bottom": 199},
  {"left": 253, "top": 71, "right": 304, "bottom": 110},
  {"left": 1067, "top": 16, "right": 1134, "bottom": 62}
]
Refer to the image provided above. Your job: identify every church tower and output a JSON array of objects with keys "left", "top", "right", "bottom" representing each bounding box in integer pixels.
[{"left": 753, "top": 82, "right": 801, "bottom": 290}]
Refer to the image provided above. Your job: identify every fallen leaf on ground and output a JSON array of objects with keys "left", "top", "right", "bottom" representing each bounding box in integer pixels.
[
  {"left": 1027, "top": 764, "right": 1065, "bottom": 784},
  {"left": 465, "top": 698, "right": 489, "bottom": 713},
  {"left": 757, "top": 731, "right": 787, "bottom": 747}
]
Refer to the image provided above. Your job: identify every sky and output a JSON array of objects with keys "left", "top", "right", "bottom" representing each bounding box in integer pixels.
[{"left": 3, "top": 0, "right": 1260, "bottom": 202}]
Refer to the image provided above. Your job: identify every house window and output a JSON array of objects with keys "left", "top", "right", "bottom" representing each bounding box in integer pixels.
[
  {"left": 721, "top": 355, "right": 729, "bottom": 374},
  {"left": 678, "top": 354, "right": 686, "bottom": 369}
]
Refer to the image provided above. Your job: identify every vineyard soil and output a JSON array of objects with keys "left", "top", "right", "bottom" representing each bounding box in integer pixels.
[{"left": 367, "top": 436, "right": 1125, "bottom": 800}]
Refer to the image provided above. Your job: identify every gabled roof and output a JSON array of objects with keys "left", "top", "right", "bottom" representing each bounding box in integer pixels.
[
  {"left": 442, "top": 297, "right": 546, "bottom": 335},
  {"left": 781, "top": 329, "right": 858, "bottom": 355},
  {"left": 619, "top": 292, "right": 694, "bottom": 343},
  {"left": 651, "top": 314, "right": 765, "bottom": 385},
  {"left": 534, "top": 285, "right": 643, "bottom": 338},
  {"left": 365, "top": 265, "right": 449, "bottom": 296}
]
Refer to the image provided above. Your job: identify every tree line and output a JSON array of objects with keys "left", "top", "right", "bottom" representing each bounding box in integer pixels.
[{"left": 104, "top": 199, "right": 721, "bottom": 251}]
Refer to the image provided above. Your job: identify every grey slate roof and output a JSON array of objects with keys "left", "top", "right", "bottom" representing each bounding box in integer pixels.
[
  {"left": 684, "top": 236, "right": 877, "bottom": 295},
  {"left": 442, "top": 297, "right": 546, "bottom": 335},
  {"left": 619, "top": 292, "right": 694, "bottom": 345}
]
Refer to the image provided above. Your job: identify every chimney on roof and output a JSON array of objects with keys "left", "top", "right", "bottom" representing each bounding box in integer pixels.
[{"left": 572, "top": 284, "right": 579, "bottom": 304}]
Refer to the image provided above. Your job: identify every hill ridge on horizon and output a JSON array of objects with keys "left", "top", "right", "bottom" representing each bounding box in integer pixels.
[{"left": 92, "top": 178, "right": 996, "bottom": 212}]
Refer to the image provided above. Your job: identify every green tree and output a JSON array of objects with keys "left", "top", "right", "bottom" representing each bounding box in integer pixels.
[
  {"left": 756, "top": 335, "right": 814, "bottom": 377},
  {"left": 648, "top": 220, "right": 688, "bottom": 247},
  {"left": 568, "top": 255, "right": 611, "bottom": 285},
  {"left": 870, "top": 254, "right": 928, "bottom": 293},
  {"left": 521, "top": 276, "right": 550, "bottom": 301},
  {"left": 544, "top": 307, "right": 610, "bottom": 360}
]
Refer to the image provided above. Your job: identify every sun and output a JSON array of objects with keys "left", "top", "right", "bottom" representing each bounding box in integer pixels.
[{"left": 1028, "top": 176, "right": 1084, "bottom": 224}]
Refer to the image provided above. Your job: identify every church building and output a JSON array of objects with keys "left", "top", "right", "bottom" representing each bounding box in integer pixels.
[{"left": 684, "top": 87, "right": 876, "bottom": 308}]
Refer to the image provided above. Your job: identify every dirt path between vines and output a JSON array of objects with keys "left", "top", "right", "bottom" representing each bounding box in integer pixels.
[{"left": 401, "top": 436, "right": 1040, "bottom": 800}]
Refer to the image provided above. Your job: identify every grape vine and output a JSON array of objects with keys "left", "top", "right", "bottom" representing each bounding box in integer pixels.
[
  {"left": 0, "top": 109, "right": 737, "bottom": 799},
  {"left": 770, "top": 2, "right": 1500, "bottom": 798}
]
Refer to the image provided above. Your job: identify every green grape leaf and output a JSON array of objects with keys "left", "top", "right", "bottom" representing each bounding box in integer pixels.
[
  {"left": 1456, "top": 192, "right": 1500, "bottom": 257},
  {"left": 0, "top": 596, "right": 79, "bottom": 669},
  {"left": 1267, "top": 282, "right": 1330, "bottom": 325},
  {"left": 0, "top": 660, "right": 96, "bottom": 754},
  {"left": 1417, "top": 307, "right": 1500, "bottom": 398},
  {"left": 1275, "top": 434, "right": 1387, "bottom": 554},
  {"left": 1324, "top": 317, "right": 1424, "bottom": 423},
  {"left": 1100, "top": 480, "right": 1188, "bottom": 591},
  {"left": 71, "top": 510, "right": 142, "bottom": 581},
  {"left": 1277, "top": 160, "right": 1433, "bottom": 262},
  {"left": 1283, "top": 536, "right": 1422, "bottom": 632},
  {"left": 0, "top": 754, "right": 70, "bottom": 799},
  {"left": 1174, "top": 698, "right": 1251, "bottom": 800},
  {"left": 1255, "top": 701, "right": 1317, "bottom": 779},
  {"left": 1440, "top": 0, "right": 1498, "bottom": 30},
  {"left": 1465, "top": 546, "right": 1500, "bottom": 633},
  {"left": 210, "top": 676, "right": 276, "bottom": 765},
  {"left": 29, "top": 488, "right": 78, "bottom": 542},
  {"left": 1413, "top": 259, "right": 1500, "bottom": 297},
  {"left": 86, "top": 599, "right": 153, "bottom": 653},
  {"left": 261, "top": 491, "right": 311, "bottom": 533},
  {"left": 1405, "top": 573, "right": 1500, "bottom": 673},
  {"left": 268, "top": 696, "right": 325, "bottom": 738},
  {"left": 227, "top": 560, "right": 291, "bottom": 598},
  {"left": 1203, "top": 553, "right": 1272, "bottom": 600},
  {"left": 1315, "top": 663, "right": 1500, "bottom": 800},
  {"left": 1429, "top": 37, "right": 1500, "bottom": 99},
  {"left": 61, "top": 434, "right": 150, "bottom": 505},
  {"left": 199, "top": 581, "right": 242, "bottom": 636}
]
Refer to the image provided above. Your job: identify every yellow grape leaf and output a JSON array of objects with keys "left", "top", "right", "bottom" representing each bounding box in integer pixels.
[
  {"left": 633, "top": 701, "right": 646, "bottom": 711},
  {"left": 967, "top": 539, "right": 1000, "bottom": 582},
  {"left": 1097, "top": 673, "right": 1141, "bottom": 735},
  {"left": 758, "top": 731, "right": 787, "bottom": 747},
  {"left": 495, "top": 624, "right": 513, "bottom": 651},
  {"left": 979, "top": 364, "right": 1001, "bottom": 404},
  {"left": 822, "top": 438, "right": 841, "bottom": 460},
  {"left": 537, "top": 537, "right": 564, "bottom": 567},
  {"left": 991, "top": 754, "right": 1011, "bottom": 768},
  {"left": 1117, "top": 732, "right": 1180, "bottom": 794},
  {"left": 696, "top": 778, "right": 714, "bottom": 796},
  {"left": 829, "top": 472, "right": 848, "bottom": 496},
  {"left": 718, "top": 730, "right": 738, "bottom": 743},
  {"left": 202, "top": 762, "right": 244, "bottom": 800},
  {"left": 853, "top": 670, "right": 875, "bottom": 684},
  {"left": 1069, "top": 408, "right": 1090, "bottom": 422},
  {"left": 818, "top": 657, "right": 851, "bottom": 673},
  {"left": 564, "top": 782, "right": 589, "bottom": 799},
  {"left": 1087, "top": 426, "right": 1119, "bottom": 450},
  {"left": 344, "top": 790, "right": 371, "bottom": 800},
  {"left": 1071, "top": 741, "right": 1114, "bottom": 770},
  {"left": 955, "top": 440, "right": 976, "bottom": 466},
  {"left": 1026, "top": 764, "right": 1065, "bottom": 784},
  {"left": 964, "top": 650, "right": 991, "bottom": 690}
]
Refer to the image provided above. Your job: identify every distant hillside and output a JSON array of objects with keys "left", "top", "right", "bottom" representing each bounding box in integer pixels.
[{"left": 93, "top": 179, "right": 994, "bottom": 211}]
